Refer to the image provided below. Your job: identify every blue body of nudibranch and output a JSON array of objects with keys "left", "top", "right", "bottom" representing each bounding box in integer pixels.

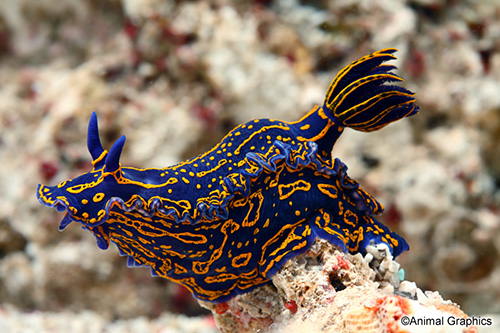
[{"left": 37, "top": 49, "right": 418, "bottom": 302}]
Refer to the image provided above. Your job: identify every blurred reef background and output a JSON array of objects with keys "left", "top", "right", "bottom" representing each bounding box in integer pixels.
[{"left": 0, "top": 0, "right": 499, "bottom": 331}]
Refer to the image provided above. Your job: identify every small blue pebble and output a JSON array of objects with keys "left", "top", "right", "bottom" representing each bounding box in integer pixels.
[{"left": 398, "top": 268, "right": 405, "bottom": 281}]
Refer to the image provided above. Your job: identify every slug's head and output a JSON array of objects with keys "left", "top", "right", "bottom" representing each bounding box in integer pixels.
[{"left": 37, "top": 113, "right": 128, "bottom": 247}]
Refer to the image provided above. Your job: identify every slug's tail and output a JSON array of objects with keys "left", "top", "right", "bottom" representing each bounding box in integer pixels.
[{"left": 324, "top": 48, "right": 419, "bottom": 132}]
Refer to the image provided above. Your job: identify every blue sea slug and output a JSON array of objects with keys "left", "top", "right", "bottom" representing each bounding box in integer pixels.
[{"left": 37, "top": 49, "right": 418, "bottom": 302}]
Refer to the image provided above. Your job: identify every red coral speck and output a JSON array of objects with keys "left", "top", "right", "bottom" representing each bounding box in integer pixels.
[
  {"left": 39, "top": 161, "right": 58, "bottom": 181},
  {"left": 215, "top": 302, "right": 229, "bottom": 315},
  {"left": 336, "top": 254, "right": 350, "bottom": 270},
  {"left": 285, "top": 300, "right": 298, "bottom": 314},
  {"left": 385, "top": 203, "right": 402, "bottom": 226},
  {"left": 124, "top": 19, "right": 140, "bottom": 42}
]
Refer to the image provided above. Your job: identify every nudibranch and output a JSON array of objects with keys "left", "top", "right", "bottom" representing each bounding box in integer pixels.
[{"left": 37, "top": 49, "right": 418, "bottom": 302}]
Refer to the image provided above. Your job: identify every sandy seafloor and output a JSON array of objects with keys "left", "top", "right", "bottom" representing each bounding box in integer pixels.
[{"left": 0, "top": 0, "right": 500, "bottom": 332}]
